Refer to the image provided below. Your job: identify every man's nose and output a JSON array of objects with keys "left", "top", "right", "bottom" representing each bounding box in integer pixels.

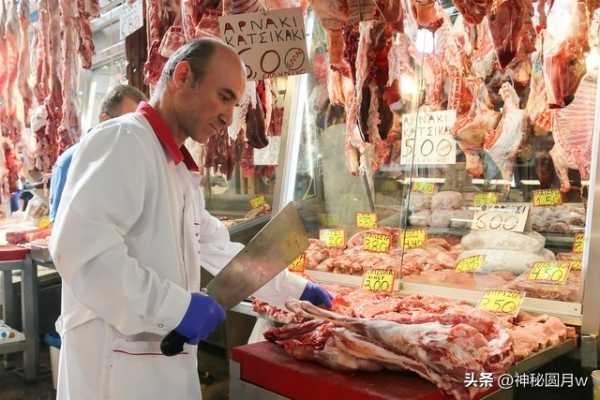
[{"left": 221, "top": 106, "right": 235, "bottom": 127}]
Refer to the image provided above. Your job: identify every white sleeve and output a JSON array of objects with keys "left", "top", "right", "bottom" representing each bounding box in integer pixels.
[
  {"left": 195, "top": 210, "right": 308, "bottom": 307},
  {"left": 49, "top": 128, "right": 190, "bottom": 336}
]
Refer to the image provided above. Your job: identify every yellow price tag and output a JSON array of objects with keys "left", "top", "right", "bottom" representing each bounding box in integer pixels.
[
  {"left": 288, "top": 254, "right": 306, "bottom": 273},
  {"left": 36, "top": 216, "right": 52, "bottom": 229},
  {"left": 473, "top": 192, "right": 498, "bottom": 206},
  {"left": 319, "top": 229, "right": 345, "bottom": 248},
  {"left": 249, "top": 195, "right": 266, "bottom": 209},
  {"left": 573, "top": 233, "right": 584, "bottom": 253},
  {"left": 455, "top": 255, "right": 484, "bottom": 273},
  {"left": 356, "top": 212, "right": 377, "bottom": 229},
  {"left": 478, "top": 290, "right": 524, "bottom": 316},
  {"left": 528, "top": 262, "right": 570, "bottom": 284},
  {"left": 361, "top": 269, "right": 395, "bottom": 293},
  {"left": 567, "top": 260, "right": 582, "bottom": 271},
  {"left": 412, "top": 182, "right": 436, "bottom": 194},
  {"left": 363, "top": 232, "right": 391, "bottom": 253},
  {"left": 400, "top": 229, "right": 427, "bottom": 250},
  {"left": 532, "top": 189, "right": 562, "bottom": 207},
  {"left": 319, "top": 213, "right": 340, "bottom": 227}
]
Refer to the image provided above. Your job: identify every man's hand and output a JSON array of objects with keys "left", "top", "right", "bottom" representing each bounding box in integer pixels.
[
  {"left": 175, "top": 293, "right": 225, "bottom": 344},
  {"left": 299, "top": 282, "right": 333, "bottom": 308}
]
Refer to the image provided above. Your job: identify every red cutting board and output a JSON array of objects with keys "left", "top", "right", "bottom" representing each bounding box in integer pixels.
[
  {"left": 0, "top": 245, "right": 29, "bottom": 261},
  {"left": 232, "top": 341, "right": 450, "bottom": 400}
]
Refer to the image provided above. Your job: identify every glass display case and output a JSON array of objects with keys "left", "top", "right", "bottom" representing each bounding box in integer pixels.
[{"left": 278, "top": 7, "right": 600, "bottom": 348}]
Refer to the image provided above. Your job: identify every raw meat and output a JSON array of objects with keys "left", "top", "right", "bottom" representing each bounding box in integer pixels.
[
  {"left": 550, "top": 75, "right": 596, "bottom": 192},
  {"left": 525, "top": 35, "right": 553, "bottom": 135},
  {"left": 504, "top": 270, "right": 581, "bottom": 302},
  {"left": 305, "top": 238, "right": 345, "bottom": 269},
  {"left": 543, "top": 0, "right": 588, "bottom": 108},
  {"left": 407, "top": 0, "right": 444, "bottom": 32},
  {"left": 457, "top": 249, "right": 554, "bottom": 274},
  {"left": 408, "top": 192, "right": 431, "bottom": 212},
  {"left": 17, "top": 0, "right": 32, "bottom": 126},
  {"left": 483, "top": 82, "right": 527, "bottom": 182},
  {"left": 487, "top": 0, "right": 526, "bottom": 68},
  {"left": 449, "top": 209, "right": 474, "bottom": 229},
  {"left": 404, "top": 269, "right": 516, "bottom": 290},
  {"left": 431, "top": 191, "right": 463, "bottom": 210},
  {"left": 144, "top": 0, "right": 169, "bottom": 86},
  {"left": 430, "top": 209, "right": 452, "bottom": 228},
  {"left": 76, "top": 0, "right": 98, "bottom": 69},
  {"left": 460, "top": 231, "right": 546, "bottom": 253},
  {"left": 531, "top": 204, "right": 585, "bottom": 233},
  {"left": 409, "top": 210, "right": 431, "bottom": 227},
  {"left": 451, "top": 0, "right": 493, "bottom": 25}
]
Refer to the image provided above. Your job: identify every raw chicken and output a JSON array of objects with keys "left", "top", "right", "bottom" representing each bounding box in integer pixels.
[{"left": 457, "top": 248, "right": 555, "bottom": 274}]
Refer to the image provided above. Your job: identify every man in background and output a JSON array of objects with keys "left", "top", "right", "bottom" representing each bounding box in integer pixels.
[{"left": 49, "top": 84, "right": 147, "bottom": 220}]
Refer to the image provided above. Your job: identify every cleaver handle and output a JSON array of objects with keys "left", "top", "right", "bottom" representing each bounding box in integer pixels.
[{"left": 160, "top": 330, "right": 187, "bottom": 356}]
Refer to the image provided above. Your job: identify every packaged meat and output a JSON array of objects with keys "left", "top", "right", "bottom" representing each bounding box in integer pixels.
[
  {"left": 531, "top": 204, "right": 585, "bottom": 234},
  {"left": 430, "top": 209, "right": 452, "bottom": 228},
  {"left": 460, "top": 231, "right": 546, "bottom": 253},
  {"left": 409, "top": 210, "right": 431, "bottom": 227},
  {"left": 457, "top": 248, "right": 555, "bottom": 274},
  {"left": 431, "top": 191, "right": 463, "bottom": 210},
  {"left": 504, "top": 270, "right": 582, "bottom": 302},
  {"left": 449, "top": 209, "right": 474, "bottom": 229},
  {"left": 407, "top": 192, "right": 432, "bottom": 212}
]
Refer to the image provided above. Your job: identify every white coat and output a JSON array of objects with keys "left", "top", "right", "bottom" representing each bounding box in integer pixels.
[{"left": 49, "top": 103, "right": 308, "bottom": 400}]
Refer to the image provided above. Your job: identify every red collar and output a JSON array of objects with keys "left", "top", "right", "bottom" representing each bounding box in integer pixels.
[{"left": 136, "top": 102, "right": 199, "bottom": 172}]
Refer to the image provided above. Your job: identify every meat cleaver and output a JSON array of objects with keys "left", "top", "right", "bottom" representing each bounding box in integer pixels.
[{"left": 160, "top": 201, "right": 309, "bottom": 356}]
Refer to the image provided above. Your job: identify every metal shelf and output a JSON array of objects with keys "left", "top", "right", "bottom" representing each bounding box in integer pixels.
[{"left": 0, "top": 330, "right": 26, "bottom": 356}]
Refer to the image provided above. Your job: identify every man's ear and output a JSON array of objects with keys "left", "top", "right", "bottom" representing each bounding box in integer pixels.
[
  {"left": 172, "top": 61, "right": 193, "bottom": 88},
  {"left": 99, "top": 112, "right": 111, "bottom": 122}
]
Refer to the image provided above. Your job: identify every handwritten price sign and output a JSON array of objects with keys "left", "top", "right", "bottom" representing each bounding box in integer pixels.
[
  {"left": 400, "top": 229, "right": 427, "bottom": 250},
  {"left": 528, "top": 262, "right": 570, "bottom": 285},
  {"left": 249, "top": 195, "right": 266, "bottom": 209},
  {"left": 471, "top": 204, "right": 529, "bottom": 233},
  {"left": 363, "top": 233, "right": 391, "bottom": 253},
  {"left": 573, "top": 233, "right": 584, "bottom": 253},
  {"left": 361, "top": 269, "right": 395, "bottom": 293},
  {"left": 319, "top": 229, "right": 345, "bottom": 248},
  {"left": 411, "top": 182, "right": 436, "bottom": 194},
  {"left": 568, "top": 260, "right": 583, "bottom": 271},
  {"left": 356, "top": 212, "right": 377, "bottom": 229},
  {"left": 533, "top": 189, "right": 562, "bottom": 207},
  {"left": 473, "top": 192, "right": 498, "bottom": 206},
  {"left": 287, "top": 254, "right": 306, "bottom": 273},
  {"left": 455, "top": 255, "right": 484, "bottom": 273},
  {"left": 478, "top": 290, "right": 524, "bottom": 316},
  {"left": 401, "top": 110, "right": 457, "bottom": 165},
  {"left": 220, "top": 8, "right": 308, "bottom": 80}
]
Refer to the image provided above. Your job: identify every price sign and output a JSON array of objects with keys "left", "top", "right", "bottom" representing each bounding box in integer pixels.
[
  {"left": 356, "top": 212, "right": 377, "bottom": 229},
  {"left": 478, "top": 290, "right": 524, "bottom": 316},
  {"left": 411, "top": 182, "right": 436, "bottom": 194},
  {"left": 220, "top": 8, "right": 308, "bottom": 80},
  {"left": 471, "top": 204, "right": 529, "bottom": 233},
  {"left": 573, "top": 233, "right": 584, "bottom": 253},
  {"left": 361, "top": 269, "right": 395, "bottom": 293},
  {"left": 319, "top": 213, "right": 340, "bottom": 227},
  {"left": 400, "top": 110, "right": 457, "bottom": 165},
  {"left": 119, "top": 0, "right": 144, "bottom": 40},
  {"left": 363, "top": 232, "right": 391, "bottom": 253},
  {"left": 473, "top": 192, "right": 498, "bottom": 206},
  {"left": 400, "top": 229, "right": 427, "bottom": 250},
  {"left": 287, "top": 254, "right": 305, "bottom": 273},
  {"left": 533, "top": 189, "right": 562, "bottom": 207},
  {"left": 319, "top": 229, "right": 345, "bottom": 248},
  {"left": 36, "top": 216, "right": 51, "bottom": 229},
  {"left": 455, "top": 255, "right": 484, "bottom": 273},
  {"left": 528, "top": 262, "right": 570, "bottom": 284},
  {"left": 568, "top": 260, "right": 583, "bottom": 271},
  {"left": 249, "top": 195, "right": 266, "bottom": 209}
]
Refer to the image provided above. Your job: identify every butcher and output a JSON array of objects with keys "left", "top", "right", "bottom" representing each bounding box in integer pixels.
[
  {"left": 49, "top": 84, "right": 147, "bottom": 221},
  {"left": 50, "top": 38, "right": 332, "bottom": 400}
]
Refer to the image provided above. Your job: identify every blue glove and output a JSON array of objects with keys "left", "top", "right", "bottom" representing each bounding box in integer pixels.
[
  {"left": 300, "top": 282, "right": 333, "bottom": 308},
  {"left": 175, "top": 293, "right": 225, "bottom": 345}
]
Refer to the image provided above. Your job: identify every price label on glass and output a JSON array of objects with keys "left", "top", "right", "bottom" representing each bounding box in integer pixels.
[
  {"left": 532, "top": 189, "right": 562, "bottom": 207},
  {"left": 36, "top": 216, "right": 52, "bottom": 229},
  {"left": 288, "top": 254, "right": 306, "bottom": 273},
  {"left": 478, "top": 290, "right": 523, "bottom": 316},
  {"left": 249, "top": 195, "right": 266, "bottom": 209},
  {"left": 319, "top": 213, "right": 340, "bottom": 227},
  {"left": 356, "top": 212, "right": 377, "bottom": 229},
  {"left": 471, "top": 204, "right": 529, "bottom": 233},
  {"left": 411, "top": 182, "right": 436, "bottom": 194},
  {"left": 473, "top": 192, "right": 498, "bottom": 207},
  {"left": 361, "top": 269, "right": 395, "bottom": 293},
  {"left": 363, "top": 232, "right": 391, "bottom": 253},
  {"left": 528, "top": 261, "right": 570, "bottom": 285},
  {"left": 572, "top": 233, "right": 584, "bottom": 253},
  {"left": 319, "top": 229, "right": 345, "bottom": 248},
  {"left": 568, "top": 260, "right": 582, "bottom": 271},
  {"left": 455, "top": 255, "right": 484, "bottom": 273},
  {"left": 400, "top": 229, "right": 427, "bottom": 250}
]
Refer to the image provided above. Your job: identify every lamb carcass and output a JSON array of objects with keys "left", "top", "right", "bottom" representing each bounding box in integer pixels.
[
  {"left": 451, "top": 0, "right": 493, "bottom": 25},
  {"left": 543, "top": 0, "right": 589, "bottom": 108},
  {"left": 483, "top": 82, "right": 527, "bottom": 182},
  {"left": 487, "top": 0, "right": 527, "bottom": 68}
]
